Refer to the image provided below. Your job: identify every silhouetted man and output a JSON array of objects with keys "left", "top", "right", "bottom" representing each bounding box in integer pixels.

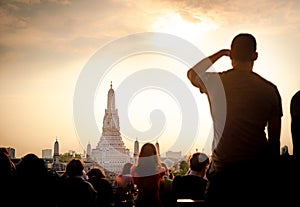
[{"left": 187, "top": 33, "right": 282, "bottom": 207}]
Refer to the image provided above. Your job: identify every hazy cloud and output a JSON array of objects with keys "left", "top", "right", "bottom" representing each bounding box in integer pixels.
[
  {"left": 0, "top": 0, "right": 157, "bottom": 63},
  {"left": 154, "top": 0, "right": 300, "bottom": 33},
  {"left": 1, "top": 0, "right": 299, "bottom": 68}
]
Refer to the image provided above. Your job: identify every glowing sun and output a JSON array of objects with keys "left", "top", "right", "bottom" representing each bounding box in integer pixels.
[{"left": 150, "top": 12, "right": 218, "bottom": 42}]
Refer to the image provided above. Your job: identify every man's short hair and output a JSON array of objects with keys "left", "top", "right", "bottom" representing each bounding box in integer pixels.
[
  {"left": 189, "top": 152, "right": 209, "bottom": 172},
  {"left": 231, "top": 33, "right": 257, "bottom": 61}
]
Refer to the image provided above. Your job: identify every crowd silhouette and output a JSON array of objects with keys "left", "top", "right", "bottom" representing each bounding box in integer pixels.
[
  {"left": 1, "top": 33, "right": 299, "bottom": 207},
  {"left": 1, "top": 137, "right": 300, "bottom": 207}
]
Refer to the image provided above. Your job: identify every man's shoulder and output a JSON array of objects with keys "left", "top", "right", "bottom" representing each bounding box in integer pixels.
[{"left": 252, "top": 71, "right": 278, "bottom": 87}]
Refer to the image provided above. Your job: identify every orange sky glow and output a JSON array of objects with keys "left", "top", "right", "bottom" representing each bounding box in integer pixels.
[{"left": 0, "top": 0, "right": 299, "bottom": 158}]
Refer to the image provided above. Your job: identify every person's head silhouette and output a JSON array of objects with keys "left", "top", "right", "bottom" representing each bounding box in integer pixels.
[{"left": 230, "top": 33, "right": 258, "bottom": 62}]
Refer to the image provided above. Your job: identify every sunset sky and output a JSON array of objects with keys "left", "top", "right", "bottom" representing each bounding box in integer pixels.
[{"left": 1, "top": 0, "right": 299, "bottom": 158}]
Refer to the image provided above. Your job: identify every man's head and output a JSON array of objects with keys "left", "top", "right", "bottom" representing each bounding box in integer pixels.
[
  {"left": 230, "top": 33, "right": 257, "bottom": 62},
  {"left": 189, "top": 152, "right": 209, "bottom": 172}
]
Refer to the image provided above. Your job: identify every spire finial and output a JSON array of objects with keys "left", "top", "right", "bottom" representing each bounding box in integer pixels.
[{"left": 110, "top": 81, "right": 112, "bottom": 89}]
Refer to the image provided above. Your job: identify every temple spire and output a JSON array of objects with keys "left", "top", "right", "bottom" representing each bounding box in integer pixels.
[
  {"left": 92, "top": 81, "right": 131, "bottom": 174},
  {"left": 107, "top": 81, "right": 116, "bottom": 110}
]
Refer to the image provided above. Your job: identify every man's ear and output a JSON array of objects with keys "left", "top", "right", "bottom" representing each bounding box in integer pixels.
[
  {"left": 253, "top": 52, "right": 258, "bottom": 60},
  {"left": 229, "top": 50, "right": 233, "bottom": 60}
]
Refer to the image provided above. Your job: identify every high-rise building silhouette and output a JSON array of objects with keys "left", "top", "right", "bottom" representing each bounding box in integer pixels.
[
  {"left": 91, "top": 82, "right": 131, "bottom": 174},
  {"left": 53, "top": 139, "right": 60, "bottom": 171}
]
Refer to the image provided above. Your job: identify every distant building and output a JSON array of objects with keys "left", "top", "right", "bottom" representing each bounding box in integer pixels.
[
  {"left": 166, "top": 150, "right": 182, "bottom": 160},
  {"left": 91, "top": 82, "right": 131, "bottom": 174},
  {"left": 42, "top": 149, "right": 52, "bottom": 159},
  {"left": 53, "top": 139, "right": 60, "bottom": 171},
  {"left": 68, "top": 150, "right": 76, "bottom": 157}
]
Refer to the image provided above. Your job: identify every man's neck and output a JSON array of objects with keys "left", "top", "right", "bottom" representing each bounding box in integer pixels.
[
  {"left": 188, "top": 170, "right": 204, "bottom": 177},
  {"left": 232, "top": 60, "right": 254, "bottom": 71}
]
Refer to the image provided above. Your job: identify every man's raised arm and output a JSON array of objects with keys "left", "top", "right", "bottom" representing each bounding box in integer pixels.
[{"left": 187, "top": 49, "right": 230, "bottom": 88}]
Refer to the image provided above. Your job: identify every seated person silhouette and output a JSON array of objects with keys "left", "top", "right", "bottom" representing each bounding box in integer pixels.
[
  {"left": 172, "top": 152, "right": 209, "bottom": 201},
  {"left": 57, "top": 158, "right": 97, "bottom": 207},
  {"left": 87, "top": 167, "right": 114, "bottom": 207},
  {"left": 291, "top": 90, "right": 300, "bottom": 160},
  {"left": 113, "top": 162, "right": 135, "bottom": 207}
]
